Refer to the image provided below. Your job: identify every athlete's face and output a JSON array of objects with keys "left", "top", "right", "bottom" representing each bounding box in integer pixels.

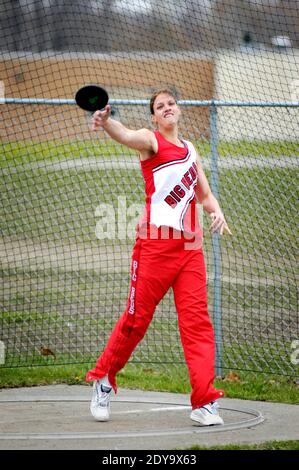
[{"left": 151, "top": 93, "right": 181, "bottom": 129}]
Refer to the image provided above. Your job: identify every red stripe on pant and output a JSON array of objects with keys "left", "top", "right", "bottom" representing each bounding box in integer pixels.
[{"left": 86, "top": 235, "right": 224, "bottom": 408}]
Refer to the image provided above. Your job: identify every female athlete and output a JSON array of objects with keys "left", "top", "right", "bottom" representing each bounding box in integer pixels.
[{"left": 86, "top": 89, "right": 231, "bottom": 426}]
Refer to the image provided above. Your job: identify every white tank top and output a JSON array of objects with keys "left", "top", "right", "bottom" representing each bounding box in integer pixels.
[{"left": 139, "top": 131, "right": 202, "bottom": 235}]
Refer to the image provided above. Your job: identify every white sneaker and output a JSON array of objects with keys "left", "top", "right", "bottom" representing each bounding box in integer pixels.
[
  {"left": 190, "top": 401, "right": 224, "bottom": 426},
  {"left": 90, "top": 380, "right": 112, "bottom": 422}
]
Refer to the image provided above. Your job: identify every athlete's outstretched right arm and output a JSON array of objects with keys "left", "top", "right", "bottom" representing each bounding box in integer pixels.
[{"left": 91, "top": 105, "right": 156, "bottom": 153}]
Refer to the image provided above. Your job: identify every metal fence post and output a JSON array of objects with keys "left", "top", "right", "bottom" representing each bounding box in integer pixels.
[{"left": 210, "top": 100, "right": 222, "bottom": 378}]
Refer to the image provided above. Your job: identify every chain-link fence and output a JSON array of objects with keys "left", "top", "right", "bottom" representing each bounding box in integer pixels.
[
  {"left": 0, "top": 0, "right": 298, "bottom": 377},
  {"left": 0, "top": 98, "right": 298, "bottom": 377}
]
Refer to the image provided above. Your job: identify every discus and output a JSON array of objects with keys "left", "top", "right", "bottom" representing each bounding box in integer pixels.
[{"left": 75, "top": 85, "right": 109, "bottom": 112}]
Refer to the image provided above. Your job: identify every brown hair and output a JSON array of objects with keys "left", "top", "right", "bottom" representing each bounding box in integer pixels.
[{"left": 149, "top": 89, "right": 177, "bottom": 115}]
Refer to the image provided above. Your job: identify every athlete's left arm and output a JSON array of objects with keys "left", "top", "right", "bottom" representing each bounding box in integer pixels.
[{"left": 195, "top": 156, "right": 232, "bottom": 235}]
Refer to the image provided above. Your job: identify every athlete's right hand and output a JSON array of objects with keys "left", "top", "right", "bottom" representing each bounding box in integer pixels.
[{"left": 91, "top": 105, "right": 111, "bottom": 131}]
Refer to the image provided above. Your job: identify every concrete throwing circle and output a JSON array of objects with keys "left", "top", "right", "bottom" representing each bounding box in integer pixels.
[{"left": 0, "top": 398, "right": 264, "bottom": 440}]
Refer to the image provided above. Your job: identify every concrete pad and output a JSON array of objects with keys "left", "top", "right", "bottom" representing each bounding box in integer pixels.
[{"left": 0, "top": 385, "right": 298, "bottom": 450}]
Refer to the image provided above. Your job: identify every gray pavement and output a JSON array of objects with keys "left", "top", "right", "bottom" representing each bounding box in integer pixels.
[{"left": 0, "top": 385, "right": 298, "bottom": 450}]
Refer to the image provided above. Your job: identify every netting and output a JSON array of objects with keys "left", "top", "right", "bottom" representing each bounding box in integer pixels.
[{"left": 0, "top": 0, "right": 298, "bottom": 377}]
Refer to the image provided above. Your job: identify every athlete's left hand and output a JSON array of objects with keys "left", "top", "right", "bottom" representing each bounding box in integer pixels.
[{"left": 209, "top": 211, "right": 232, "bottom": 235}]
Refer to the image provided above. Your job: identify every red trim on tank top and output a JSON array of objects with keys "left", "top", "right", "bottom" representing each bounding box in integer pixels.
[
  {"left": 140, "top": 131, "right": 188, "bottom": 169},
  {"left": 152, "top": 149, "right": 190, "bottom": 173}
]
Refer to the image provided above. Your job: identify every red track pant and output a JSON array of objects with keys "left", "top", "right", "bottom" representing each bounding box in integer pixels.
[{"left": 86, "top": 232, "right": 224, "bottom": 409}]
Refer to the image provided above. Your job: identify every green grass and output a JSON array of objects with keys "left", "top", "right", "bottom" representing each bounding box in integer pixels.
[
  {"left": 0, "top": 139, "right": 298, "bottom": 389},
  {"left": 0, "top": 363, "right": 90, "bottom": 387},
  {"left": 0, "top": 139, "right": 298, "bottom": 168},
  {"left": 1, "top": 302, "right": 297, "bottom": 374},
  {"left": 184, "top": 440, "right": 299, "bottom": 450},
  {"left": 0, "top": 363, "right": 298, "bottom": 405},
  {"left": 0, "top": 140, "right": 132, "bottom": 168},
  {"left": 213, "top": 140, "right": 298, "bottom": 158},
  {"left": 1, "top": 139, "right": 297, "bottom": 259}
]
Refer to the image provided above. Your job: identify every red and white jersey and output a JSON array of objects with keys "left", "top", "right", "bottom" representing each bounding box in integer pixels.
[{"left": 139, "top": 131, "right": 202, "bottom": 235}]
